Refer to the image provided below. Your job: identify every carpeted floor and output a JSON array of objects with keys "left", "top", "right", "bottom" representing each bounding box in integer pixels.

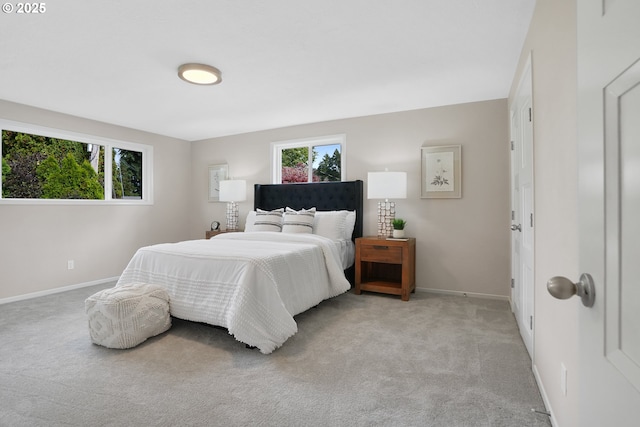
[{"left": 0, "top": 283, "right": 551, "bottom": 427}]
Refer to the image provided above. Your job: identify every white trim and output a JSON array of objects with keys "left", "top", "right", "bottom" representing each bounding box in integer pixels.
[
  {"left": 416, "top": 286, "right": 511, "bottom": 302},
  {"left": 271, "top": 133, "right": 346, "bottom": 184},
  {"left": 0, "top": 197, "right": 152, "bottom": 206},
  {"left": 0, "top": 119, "right": 153, "bottom": 205},
  {"left": 0, "top": 276, "right": 118, "bottom": 305},
  {"left": 533, "top": 364, "right": 557, "bottom": 426}
]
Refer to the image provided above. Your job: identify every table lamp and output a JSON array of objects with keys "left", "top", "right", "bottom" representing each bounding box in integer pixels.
[
  {"left": 367, "top": 171, "right": 407, "bottom": 238},
  {"left": 219, "top": 180, "right": 247, "bottom": 231}
]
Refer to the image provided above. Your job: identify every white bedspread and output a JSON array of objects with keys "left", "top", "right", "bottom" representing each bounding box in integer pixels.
[{"left": 116, "top": 232, "right": 350, "bottom": 353}]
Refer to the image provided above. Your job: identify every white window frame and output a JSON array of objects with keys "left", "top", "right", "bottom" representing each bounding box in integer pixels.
[
  {"left": 0, "top": 119, "right": 153, "bottom": 205},
  {"left": 271, "top": 134, "right": 346, "bottom": 184}
]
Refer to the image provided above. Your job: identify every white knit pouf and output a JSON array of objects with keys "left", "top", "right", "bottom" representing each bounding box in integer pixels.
[{"left": 85, "top": 283, "right": 171, "bottom": 349}]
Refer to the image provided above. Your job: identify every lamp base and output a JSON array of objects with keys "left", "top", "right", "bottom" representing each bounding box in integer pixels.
[
  {"left": 226, "top": 201, "right": 239, "bottom": 231},
  {"left": 377, "top": 201, "right": 395, "bottom": 238}
]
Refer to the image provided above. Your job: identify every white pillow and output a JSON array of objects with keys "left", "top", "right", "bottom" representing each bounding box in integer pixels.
[
  {"left": 345, "top": 211, "right": 356, "bottom": 240},
  {"left": 247, "top": 208, "right": 284, "bottom": 232},
  {"left": 313, "top": 210, "right": 349, "bottom": 241},
  {"left": 244, "top": 211, "right": 257, "bottom": 230},
  {"left": 282, "top": 207, "right": 316, "bottom": 234}
]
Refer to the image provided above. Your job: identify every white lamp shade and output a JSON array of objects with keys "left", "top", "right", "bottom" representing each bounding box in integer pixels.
[
  {"left": 367, "top": 172, "right": 407, "bottom": 199},
  {"left": 219, "top": 180, "right": 247, "bottom": 202}
]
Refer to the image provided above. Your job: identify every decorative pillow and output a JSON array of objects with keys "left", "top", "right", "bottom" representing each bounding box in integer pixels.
[
  {"left": 313, "top": 210, "right": 349, "bottom": 241},
  {"left": 251, "top": 208, "right": 284, "bottom": 232},
  {"left": 282, "top": 207, "right": 316, "bottom": 234}
]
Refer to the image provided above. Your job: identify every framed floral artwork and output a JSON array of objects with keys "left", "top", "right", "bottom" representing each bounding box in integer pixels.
[
  {"left": 208, "top": 164, "right": 228, "bottom": 202},
  {"left": 421, "top": 145, "right": 462, "bottom": 198}
]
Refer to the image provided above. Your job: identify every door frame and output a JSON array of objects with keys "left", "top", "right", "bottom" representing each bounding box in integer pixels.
[{"left": 510, "top": 53, "right": 535, "bottom": 359}]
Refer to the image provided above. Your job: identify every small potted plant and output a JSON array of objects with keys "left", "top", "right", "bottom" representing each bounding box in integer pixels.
[{"left": 392, "top": 218, "right": 407, "bottom": 238}]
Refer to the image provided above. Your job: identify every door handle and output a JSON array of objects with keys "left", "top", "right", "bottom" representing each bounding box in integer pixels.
[
  {"left": 546, "top": 273, "right": 595, "bottom": 307},
  {"left": 511, "top": 224, "right": 522, "bottom": 232}
]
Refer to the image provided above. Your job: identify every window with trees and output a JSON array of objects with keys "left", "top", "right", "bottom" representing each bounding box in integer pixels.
[
  {"left": 1, "top": 121, "right": 152, "bottom": 203},
  {"left": 272, "top": 134, "right": 345, "bottom": 184}
]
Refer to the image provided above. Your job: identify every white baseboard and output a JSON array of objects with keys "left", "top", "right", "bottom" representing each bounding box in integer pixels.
[
  {"left": 533, "top": 363, "right": 557, "bottom": 426},
  {"left": 0, "top": 277, "right": 118, "bottom": 305},
  {"left": 417, "top": 286, "right": 510, "bottom": 302}
]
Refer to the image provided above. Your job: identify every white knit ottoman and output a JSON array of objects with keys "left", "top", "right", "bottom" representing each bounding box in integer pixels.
[{"left": 85, "top": 283, "right": 171, "bottom": 349}]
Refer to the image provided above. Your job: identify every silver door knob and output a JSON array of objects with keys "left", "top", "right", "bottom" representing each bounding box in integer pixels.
[
  {"left": 547, "top": 273, "right": 595, "bottom": 307},
  {"left": 511, "top": 224, "right": 522, "bottom": 232}
]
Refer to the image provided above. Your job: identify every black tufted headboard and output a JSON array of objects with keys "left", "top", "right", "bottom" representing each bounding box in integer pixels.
[{"left": 254, "top": 180, "right": 364, "bottom": 241}]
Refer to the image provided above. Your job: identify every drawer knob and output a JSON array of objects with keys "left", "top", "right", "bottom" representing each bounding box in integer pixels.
[{"left": 373, "top": 245, "right": 389, "bottom": 250}]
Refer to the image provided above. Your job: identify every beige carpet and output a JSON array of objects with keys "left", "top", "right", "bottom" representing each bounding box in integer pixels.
[{"left": 0, "top": 283, "right": 550, "bottom": 426}]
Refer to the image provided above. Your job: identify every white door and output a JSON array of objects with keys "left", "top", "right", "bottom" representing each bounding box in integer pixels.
[
  {"left": 510, "top": 55, "right": 534, "bottom": 358},
  {"left": 576, "top": 0, "right": 640, "bottom": 424}
]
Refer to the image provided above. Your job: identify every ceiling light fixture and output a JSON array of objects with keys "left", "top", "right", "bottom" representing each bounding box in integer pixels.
[{"left": 178, "top": 63, "right": 222, "bottom": 85}]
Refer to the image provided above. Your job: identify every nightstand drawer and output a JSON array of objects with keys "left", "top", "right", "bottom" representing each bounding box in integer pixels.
[{"left": 360, "top": 244, "right": 403, "bottom": 264}]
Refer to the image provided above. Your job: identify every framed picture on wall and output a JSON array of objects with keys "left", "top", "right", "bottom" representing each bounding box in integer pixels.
[
  {"left": 208, "top": 164, "right": 228, "bottom": 202},
  {"left": 421, "top": 145, "right": 462, "bottom": 198}
]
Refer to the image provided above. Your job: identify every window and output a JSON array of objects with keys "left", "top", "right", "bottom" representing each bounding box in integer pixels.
[
  {"left": 112, "top": 148, "right": 143, "bottom": 200},
  {"left": 272, "top": 134, "right": 346, "bottom": 184},
  {"left": 1, "top": 120, "right": 153, "bottom": 204}
]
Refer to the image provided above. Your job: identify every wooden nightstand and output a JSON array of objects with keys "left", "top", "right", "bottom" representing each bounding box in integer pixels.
[
  {"left": 354, "top": 236, "right": 416, "bottom": 301},
  {"left": 205, "top": 230, "right": 241, "bottom": 239}
]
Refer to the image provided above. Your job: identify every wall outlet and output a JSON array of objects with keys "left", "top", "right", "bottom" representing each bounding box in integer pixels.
[
  {"left": 67, "top": 260, "right": 74, "bottom": 270},
  {"left": 561, "top": 363, "right": 567, "bottom": 396}
]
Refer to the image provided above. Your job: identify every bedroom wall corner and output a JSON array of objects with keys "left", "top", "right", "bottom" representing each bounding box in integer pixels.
[{"left": 0, "top": 100, "right": 192, "bottom": 300}]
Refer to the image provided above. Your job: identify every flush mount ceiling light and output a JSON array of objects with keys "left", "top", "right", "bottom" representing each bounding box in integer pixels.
[{"left": 178, "top": 63, "right": 222, "bottom": 85}]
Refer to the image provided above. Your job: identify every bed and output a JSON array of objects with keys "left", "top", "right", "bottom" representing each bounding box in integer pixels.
[{"left": 116, "top": 180, "right": 363, "bottom": 353}]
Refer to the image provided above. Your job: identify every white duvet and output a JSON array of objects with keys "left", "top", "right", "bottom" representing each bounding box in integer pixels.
[{"left": 116, "top": 232, "right": 350, "bottom": 353}]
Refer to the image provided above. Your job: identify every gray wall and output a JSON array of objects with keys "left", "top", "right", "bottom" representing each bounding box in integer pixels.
[
  {"left": 0, "top": 101, "right": 511, "bottom": 302},
  {"left": 508, "top": 0, "right": 579, "bottom": 425},
  {"left": 0, "top": 101, "right": 192, "bottom": 300},
  {"left": 190, "top": 99, "right": 511, "bottom": 298}
]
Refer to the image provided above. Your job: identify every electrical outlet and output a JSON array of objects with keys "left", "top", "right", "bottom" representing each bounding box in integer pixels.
[
  {"left": 67, "top": 260, "right": 74, "bottom": 270},
  {"left": 561, "top": 363, "right": 567, "bottom": 396}
]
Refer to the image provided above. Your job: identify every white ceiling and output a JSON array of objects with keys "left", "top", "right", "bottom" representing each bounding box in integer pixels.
[{"left": 0, "top": 1, "right": 535, "bottom": 142}]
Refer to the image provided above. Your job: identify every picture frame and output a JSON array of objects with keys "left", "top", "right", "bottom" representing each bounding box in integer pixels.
[
  {"left": 421, "top": 145, "right": 462, "bottom": 199},
  {"left": 208, "top": 164, "right": 228, "bottom": 202}
]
